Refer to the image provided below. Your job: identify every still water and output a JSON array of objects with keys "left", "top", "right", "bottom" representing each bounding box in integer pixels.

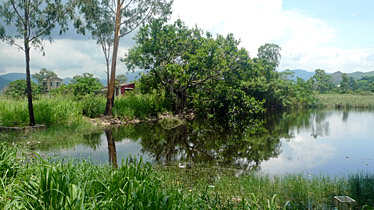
[{"left": 37, "top": 109, "right": 374, "bottom": 175}]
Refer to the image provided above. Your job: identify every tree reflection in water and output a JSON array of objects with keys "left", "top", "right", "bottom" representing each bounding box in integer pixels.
[
  {"left": 105, "top": 129, "right": 118, "bottom": 168},
  {"left": 107, "top": 120, "right": 283, "bottom": 171}
]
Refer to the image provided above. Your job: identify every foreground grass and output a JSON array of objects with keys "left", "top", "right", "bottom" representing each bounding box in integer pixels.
[
  {"left": 1, "top": 143, "right": 374, "bottom": 209},
  {"left": 157, "top": 165, "right": 374, "bottom": 209},
  {"left": 318, "top": 94, "right": 374, "bottom": 109}
]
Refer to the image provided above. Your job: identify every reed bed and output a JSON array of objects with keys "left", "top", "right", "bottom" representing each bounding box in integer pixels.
[{"left": 318, "top": 94, "right": 374, "bottom": 109}]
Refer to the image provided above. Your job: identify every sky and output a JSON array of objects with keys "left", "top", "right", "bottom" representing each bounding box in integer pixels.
[{"left": 1, "top": 0, "right": 374, "bottom": 79}]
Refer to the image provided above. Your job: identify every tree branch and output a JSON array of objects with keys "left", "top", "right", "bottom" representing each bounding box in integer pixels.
[
  {"left": 4, "top": 37, "right": 25, "bottom": 51},
  {"left": 119, "top": 2, "right": 148, "bottom": 26},
  {"left": 10, "top": 0, "right": 26, "bottom": 26},
  {"left": 123, "top": 0, "right": 134, "bottom": 10},
  {"left": 119, "top": 4, "right": 152, "bottom": 37},
  {"left": 189, "top": 73, "right": 221, "bottom": 88},
  {"left": 29, "top": 5, "right": 73, "bottom": 43}
]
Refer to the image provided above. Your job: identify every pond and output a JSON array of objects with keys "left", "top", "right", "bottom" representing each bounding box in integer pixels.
[{"left": 26, "top": 109, "right": 374, "bottom": 175}]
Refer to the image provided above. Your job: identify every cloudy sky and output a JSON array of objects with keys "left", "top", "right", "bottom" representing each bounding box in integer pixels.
[{"left": 1, "top": 0, "right": 374, "bottom": 79}]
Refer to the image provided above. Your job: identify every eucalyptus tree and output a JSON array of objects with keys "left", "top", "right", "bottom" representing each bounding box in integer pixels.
[
  {"left": 0, "top": 0, "right": 76, "bottom": 125},
  {"left": 257, "top": 43, "right": 281, "bottom": 81},
  {"left": 77, "top": 0, "right": 173, "bottom": 116}
]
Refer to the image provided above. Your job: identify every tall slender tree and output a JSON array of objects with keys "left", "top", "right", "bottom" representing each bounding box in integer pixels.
[
  {"left": 77, "top": 0, "right": 173, "bottom": 116},
  {"left": 0, "top": 0, "right": 76, "bottom": 125}
]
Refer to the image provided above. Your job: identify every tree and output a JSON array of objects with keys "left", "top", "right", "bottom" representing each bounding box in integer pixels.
[
  {"left": 116, "top": 74, "right": 127, "bottom": 84},
  {"left": 72, "top": 73, "right": 103, "bottom": 97},
  {"left": 124, "top": 19, "right": 238, "bottom": 113},
  {"left": 32, "top": 68, "right": 57, "bottom": 84},
  {"left": 309, "top": 69, "right": 333, "bottom": 93},
  {"left": 5, "top": 79, "right": 40, "bottom": 99},
  {"left": 340, "top": 73, "right": 349, "bottom": 93},
  {"left": 257, "top": 43, "right": 282, "bottom": 66},
  {"left": 257, "top": 43, "right": 281, "bottom": 81},
  {"left": 0, "top": 0, "right": 75, "bottom": 125},
  {"left": 77, "top": 0, "right": 173, "bottom": 116}
]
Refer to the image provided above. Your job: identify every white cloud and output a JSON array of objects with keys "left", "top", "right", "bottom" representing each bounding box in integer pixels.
[
  {"left": 1, "top": 0, "right": 374, "bottom": 76},
  {"left": 172, "top": 0, "right": 374, "bottom": 73},
  {"left": 0, "top": 39, "right": 129, "bottom": 78}
]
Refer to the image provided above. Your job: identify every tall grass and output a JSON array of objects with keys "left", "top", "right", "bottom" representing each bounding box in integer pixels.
[
  {"left": 318, "top": 94, "right": 374, "bottom": 109},
  {"left": 0, "top": 95, "right": 83, "bottom": 127},
  {"left": 0, "top": 92, "right": 168, "bottom": 127},
  {"left": 113, "top": 92, "right": 166, "bottom": 119}
]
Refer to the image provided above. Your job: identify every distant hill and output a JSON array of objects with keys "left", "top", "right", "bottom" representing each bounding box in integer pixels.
[
  {"left": 0, "top": 76, "right": 10, "bottom": 92},
  {"left": 0, "top": 72, "right": 38, "bottom": 83},
  {"left": 287, "top": 69, "right": 315, "bottom": 81},
  {"left": 330, "top": 71, "right": 374, "bottom": 84}
]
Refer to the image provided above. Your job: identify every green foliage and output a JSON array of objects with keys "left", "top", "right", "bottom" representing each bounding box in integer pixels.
[
  {"left": 116, "top": 74, "right": 127, "bottom": 83},
  {"left": 4, "top": 79, "right": 41, "bottom": 99},
  {"left": 340, "top": 73, "right": 349, "bottom": 93},
  {"left": 257, "top": 43, "right": 282, "bottom": 67},
  {"left": 80, "top": 94, "right": 106, "bottom": 118},
  {"left": 72, "top": 73, "right": 103, "bottom": 98},
  {"left": 125, "top": 20, "right": 316, "bottom": 122},
  {"left": 32, "top": 68, "right": 57, "bottom": 84},
  {"left": 308, "top": 69, "right": 334, "bottom": 93},
  {"left": 113, "top": 92, "right": 167, "bottom": 119}
]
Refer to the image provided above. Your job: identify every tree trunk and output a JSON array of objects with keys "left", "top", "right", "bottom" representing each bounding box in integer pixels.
[
  {"left": 25, "top": 42, "right": 35, "bottom": 126},
  {"left": 104, "top": 0, "right": 122, "bottom": 116},
  {"left": 105, "top": 129, "right": 117, "bottom": 168}
]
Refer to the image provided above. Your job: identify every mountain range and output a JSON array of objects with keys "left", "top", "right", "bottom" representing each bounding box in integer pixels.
[
  {"left": 0, "top": 71, "right": 144, "bottom": 91},
  {"left": 285, "top": 69, "right": 374, "bottom": 84}
]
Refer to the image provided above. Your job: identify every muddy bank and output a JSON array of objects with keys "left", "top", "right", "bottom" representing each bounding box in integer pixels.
[{"left": 86, "top": 111, "right": 195, "bottom": 127}]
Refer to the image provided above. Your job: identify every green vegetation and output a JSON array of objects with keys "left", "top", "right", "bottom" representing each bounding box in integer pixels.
[
  {"left": 124, "top": 19, "right": 316, "bottom": 123},
  {"left": 0, "top": 96, "right": 83, "bottom": 127},
  {"left": 317, "top": 94, "right": 374, "bottom": 109},
  {"left": 1, "top": 143, "right": 373, "bottom": 209},
  {"left": 4, "top": 79, "right": 41, "bottom": 99}
]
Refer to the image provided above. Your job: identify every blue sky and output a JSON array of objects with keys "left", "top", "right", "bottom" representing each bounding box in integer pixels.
[
  {"left": 1, "top": 0, "right": 374, "bottom": 79},
  {"left": 283, "top": 0, "right": 374, "bottom": 49}
]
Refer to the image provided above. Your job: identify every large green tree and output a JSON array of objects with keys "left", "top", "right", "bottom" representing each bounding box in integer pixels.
[
  {"left": 309, "top": 69, "right": 333, "bottom": 93},
  {"left": 0, "top": 0, "right": 75, "bottom": 125},
  {"left": 257, "top": 43, "right": 281, "bottom": 81},
  {"left": 124, "top": 19, "right": 240, "bottom": 113},
  {"left": 32, "top": 68, "right": 57, "bottom": 84},
  {"left": 77, "top": 0, "right": 173, "bottom": 116}
]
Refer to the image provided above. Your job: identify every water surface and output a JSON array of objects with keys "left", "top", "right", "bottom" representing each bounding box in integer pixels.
[{"left": 34, "top": 109, "right": 374, "bottom": 175}]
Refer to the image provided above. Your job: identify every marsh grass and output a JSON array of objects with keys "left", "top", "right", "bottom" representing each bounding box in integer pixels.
[
  {"left": 0, "top": 92, "right": 168, "bottom": 127},
  {"left": 318, "top": 94, "right": 374, "bottom": 109},
  {"left": 113, "top": 93, "right": 166, "bottom": 119},
  {"left": 0, "top": 95, "right": 83, "bottom": 127}
]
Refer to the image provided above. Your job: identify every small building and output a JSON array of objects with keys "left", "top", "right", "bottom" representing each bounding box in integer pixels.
[
  {"left": 99, "top": 82, "right": 135, "bottom": 96},
  {"left": 41, "top": 77, "right": 63, "bottom": 91}
]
